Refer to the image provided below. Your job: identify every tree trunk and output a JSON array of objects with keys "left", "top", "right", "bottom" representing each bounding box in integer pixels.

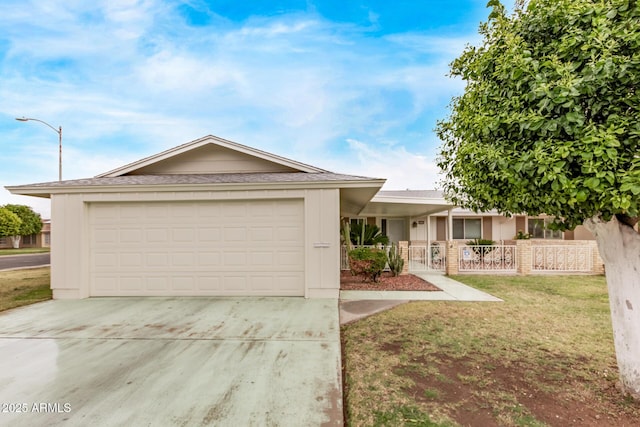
[
  {"left": 10, "top": 235, "right": 20, "bottom": 249},
  {"left": 585, "top": 216, "right": 640, "bottom": 399}
]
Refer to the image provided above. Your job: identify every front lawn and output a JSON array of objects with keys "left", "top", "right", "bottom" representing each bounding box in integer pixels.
[
  {"left": 342, "top": 275, "right": 640, "bottom": 426},
  {"left": 0, "top": 267, "right": 51, "bottom": 312}
]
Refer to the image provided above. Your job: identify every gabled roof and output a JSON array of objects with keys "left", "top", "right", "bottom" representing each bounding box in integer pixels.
[
  {"left": 6, "top": 135, "right": 386, "bottom": 216},
  {"left": 97, "top": 134, "right": 329, "bottom": 177}
]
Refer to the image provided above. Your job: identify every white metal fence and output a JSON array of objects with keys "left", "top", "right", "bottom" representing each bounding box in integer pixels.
[
  {"left": 458, "top": 245, "right": 517, "bottom": 272},
  {"left": 342, "top": 242, "right": 598, "bottom": 274},
  {"left": 531, "top": 245, "right": 593, "bottom": 272},
  {"left": 407, "top": 244, "right": 446, "bottom": 272},
  {"left": 341, "top": 244, "right": 446, "bottom": 272}
]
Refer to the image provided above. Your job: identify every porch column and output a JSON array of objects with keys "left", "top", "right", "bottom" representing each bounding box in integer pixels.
[
  {"left": 398, "top": 241, "right": 410, "bottom": 275},
  {"left": 516, "top": 240, "right": 532, "bottom": 275},
  {"left": 445, "top": 240, "right": 459, "bottom": 275},
  {"left": 447, "top": 208, "right": 453, "bottom": 240},
  {"left": 426, "top": 215, "right": 431, "bottom": 243}
]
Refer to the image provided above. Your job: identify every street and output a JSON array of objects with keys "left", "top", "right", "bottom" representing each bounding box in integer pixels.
[{"left": 0, "top": 253, "right": 50, "bottom": 270}]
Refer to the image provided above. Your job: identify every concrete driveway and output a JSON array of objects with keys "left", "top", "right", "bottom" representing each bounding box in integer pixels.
[{"left": 0, "top": 297, "right": 342, "bottom": 426}]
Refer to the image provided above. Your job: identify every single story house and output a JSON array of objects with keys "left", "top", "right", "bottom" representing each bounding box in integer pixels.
[
  {"left": 7, "top": 135, "right": 385, "bottom": 299},
  {"left": 7, "top": 135, "right": 598, "bottom": 299}
]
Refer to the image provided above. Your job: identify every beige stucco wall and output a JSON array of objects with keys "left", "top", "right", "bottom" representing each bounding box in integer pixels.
[
  {"left": 50, "top": 188, "right": 340, "bottom": 299},
  {"left": 130, "top": 144, "right": 299, "bottom": 175}
]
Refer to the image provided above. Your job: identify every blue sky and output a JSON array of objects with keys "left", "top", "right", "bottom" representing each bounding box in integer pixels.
[{"left": 1, "top": 0, "right": 513, "bottom": 217}]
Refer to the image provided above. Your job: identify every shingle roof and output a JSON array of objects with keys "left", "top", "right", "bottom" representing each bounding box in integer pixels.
[{"left": 9, "top": 172, "right": 382, "bottom": 189}]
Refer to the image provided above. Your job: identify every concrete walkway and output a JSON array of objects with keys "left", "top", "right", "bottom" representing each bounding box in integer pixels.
[{"left": 340, "top": 273, "right": 501, "bottom": 324}]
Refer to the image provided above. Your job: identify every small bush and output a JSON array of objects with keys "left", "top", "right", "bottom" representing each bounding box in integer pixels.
[{"left": 348, "top": 247, "right": 387, "bottom": 282}]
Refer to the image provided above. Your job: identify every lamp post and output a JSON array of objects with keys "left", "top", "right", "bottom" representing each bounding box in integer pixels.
[{"left": 16, "top": 117, "right": 63, "bottom": 181}]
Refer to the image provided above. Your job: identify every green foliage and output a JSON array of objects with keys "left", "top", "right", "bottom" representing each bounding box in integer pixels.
[
  {"left": 349, "top": 222, "right": 390, "bottom": 246},
  {"left": 515, "top": 230, "right": 531, "bottom": 240},
  {"left": 1, "top": 205, "right": 42, "bottom": 236},
  {"left": 466, "top": 238, "right": 495, "bottom": 246},
  {"left": 348, "top": 247, "right": 387, "bottom": 282},
  {"left": 436, "top": 0, "right": 640, "bottom": 229},
  {"left": 0, "top": 208, "right": 22, "bottom": 238},
  {"left": 387, "top": 242, "right": 405, "bottom": 277}
]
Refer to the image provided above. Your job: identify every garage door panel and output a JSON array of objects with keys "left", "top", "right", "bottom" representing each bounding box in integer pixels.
[
  {"left": 199, "top": 227, "right": 222, "bottom": 242},
  {"left": 89, "top": 200, "right": 304, "bottom": 296},
  {"left": 197, "top": 252, "right": 221, "bottom": 266},
  {"left": 121, "top": 277, "right": 143, "bottom": 291},
  {"left": 120, "top": 252, "right": 143, "bottom": 267},
  {"left": 224, "top": 227, "right": 247, "bottom": 242},
  {"left": 147, "top": 277, "right": 169, "bottom": 291},
  {"left": 146, "top": 228, "right": 169, "bottom": 243}
]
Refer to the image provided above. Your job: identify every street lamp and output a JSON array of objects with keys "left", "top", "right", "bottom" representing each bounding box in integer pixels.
[{"left": 16, "top": 117, "right": 63, "bottom": 181}]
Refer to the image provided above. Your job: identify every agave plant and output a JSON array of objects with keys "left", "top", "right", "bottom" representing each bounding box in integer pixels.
[{"left": 349, "top": 222, "right": 389, "bottom": 246}]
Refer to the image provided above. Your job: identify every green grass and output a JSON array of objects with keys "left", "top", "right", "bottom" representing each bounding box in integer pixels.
[
  {"left": 0, "top": 267, "right": 51, "bottom": 311},
  {"left": 342, "top": 275, "right": 640, "bottom": 426},
  {"left": 0, "top": 248, "right": 50, "bottom": 256}
]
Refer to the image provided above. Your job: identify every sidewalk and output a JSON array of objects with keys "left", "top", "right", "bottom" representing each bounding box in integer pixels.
[{"left": 339, "top": 273, "right": 501, "bottom": 324}]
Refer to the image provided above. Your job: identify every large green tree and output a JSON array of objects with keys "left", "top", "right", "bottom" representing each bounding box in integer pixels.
[
  {"left": 437, "top": 0, "right": 640, "bottom": 398},
  {"left": 0, "top": 208, "right": 22, "bottom": 241},
  {"left": 2, "top": 204, "right": 42, "bottom": 248}
]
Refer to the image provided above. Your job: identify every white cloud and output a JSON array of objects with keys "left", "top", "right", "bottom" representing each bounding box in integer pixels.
[
  {"left": 1, "top": 0, "right": 485, "bottom": 214},
  {"left": 325, "top": 138, "right": 442, "bottom": 190}
]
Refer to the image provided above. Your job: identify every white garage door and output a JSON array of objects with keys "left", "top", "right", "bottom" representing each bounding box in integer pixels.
[{"left": 89, "top": 199, "right": 305, "bottom": 296}]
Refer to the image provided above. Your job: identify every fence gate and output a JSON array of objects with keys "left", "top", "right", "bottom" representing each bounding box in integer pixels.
[{"left": 408, "top": 244, "right": 446, "bottom": 272}]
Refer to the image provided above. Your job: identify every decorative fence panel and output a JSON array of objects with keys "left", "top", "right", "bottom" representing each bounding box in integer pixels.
[
  {"left": 531, "top": 245, "right": 592, "bottom": 272},
  {"left": 458, "top": 245, "right": 517, "bottom": 272},
  {"left": 408, "top": 244, "right": 446, "bottom": 272}
]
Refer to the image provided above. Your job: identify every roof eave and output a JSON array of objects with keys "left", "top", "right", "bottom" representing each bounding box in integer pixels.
[{"left": 6, "top": 178, "right": 386, "bottom": 199}]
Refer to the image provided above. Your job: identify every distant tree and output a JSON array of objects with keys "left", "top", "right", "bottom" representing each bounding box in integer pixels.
[
  {"left": 437, "top": 0, "right": 640, "bottom": 398},
  {"left": 2, "top": 204, "right": 42, "bottom": 248},
  {"left": 0, "top": 208, "right": 22, "bottom": 244}
]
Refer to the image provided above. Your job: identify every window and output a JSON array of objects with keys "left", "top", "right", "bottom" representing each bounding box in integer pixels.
[
  {"left": 45, "top": 233, "right": 51, "bottom": 245},
  {"left": 528, "top": 218, "right": 562, "bottom": 239},
  {"left": 453, "top": 218, "right": 481, "bottom": 239},
  {"left": 23, "top": 235, "right": 37, "bottom": 245}
]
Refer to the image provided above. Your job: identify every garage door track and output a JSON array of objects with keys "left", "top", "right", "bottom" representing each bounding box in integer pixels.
[{"left": 0, "top": 297, "right": 342, "bottom": 426}]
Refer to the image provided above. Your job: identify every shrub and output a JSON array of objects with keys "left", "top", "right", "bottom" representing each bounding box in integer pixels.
[
  {"left": 387, "top": 243, "right": 404, "bottom": 277},
  {"left": 348, "top": 247, "right": 387, "bottom": 282}
]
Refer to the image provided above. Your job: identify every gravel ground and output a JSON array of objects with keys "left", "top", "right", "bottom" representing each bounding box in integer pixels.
[{"left": 340, "top": 271, "right": 440, "bottom": 291}]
